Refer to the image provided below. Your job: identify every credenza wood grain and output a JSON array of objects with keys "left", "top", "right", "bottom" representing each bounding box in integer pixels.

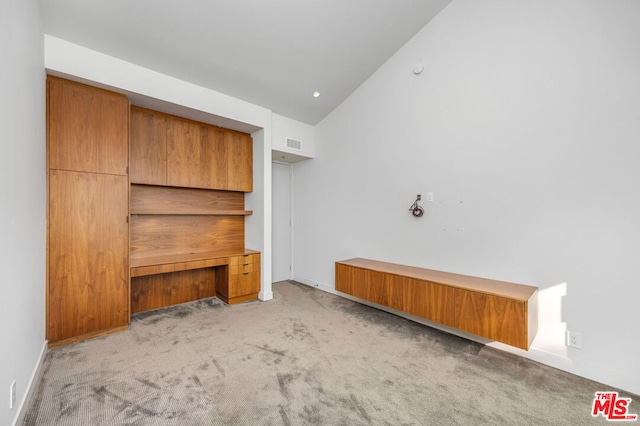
[{"left": 335, "top": 258, "right": 538, "bottom": 350}]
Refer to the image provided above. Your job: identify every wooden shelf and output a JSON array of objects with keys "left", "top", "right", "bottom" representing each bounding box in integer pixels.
[
  {"left": 130, "top": 184, "right": 246, "bottom": 215},
  {"left": 131, "top": 210, "right": 252, "bottom": 216}
]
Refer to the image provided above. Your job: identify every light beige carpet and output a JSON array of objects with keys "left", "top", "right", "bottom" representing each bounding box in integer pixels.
[{"left": 24, "top": 280, "right": 638, "bottom": 425}]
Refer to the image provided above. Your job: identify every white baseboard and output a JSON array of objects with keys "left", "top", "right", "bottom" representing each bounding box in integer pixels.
[
  {"left": 13, "top": 340, "right": 47, "bottom": 426},
  {"left": 292, "top": 276, "right": 640, "bottom": 397},
  {"left": 290, "top": 276, "right": 336, "bottom": 295},
  {"left": 259, "top": 290, "right": 274, "bottom": 301}
]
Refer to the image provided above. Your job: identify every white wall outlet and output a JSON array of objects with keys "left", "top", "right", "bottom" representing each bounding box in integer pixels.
[
  {"left": 426, "top": 192, "right": 434, "bottom": 202},
  {"left": 10, "top": 380, "right": 16, "bottom": 409},
  {"left": 566, "top": 330, "right": 582, "bottom": 349}
]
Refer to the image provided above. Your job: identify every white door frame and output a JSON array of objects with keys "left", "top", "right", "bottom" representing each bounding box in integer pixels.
[{"left": 272, "top": 161, "right": 294, "bottom": 280}]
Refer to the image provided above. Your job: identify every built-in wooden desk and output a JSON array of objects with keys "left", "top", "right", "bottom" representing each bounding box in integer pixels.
[
  {"left": 335, "top": 258, "right": 538, "bottom": 350},
  {"left": 131, "top": 249, "right": 260, "bottom": 312}
]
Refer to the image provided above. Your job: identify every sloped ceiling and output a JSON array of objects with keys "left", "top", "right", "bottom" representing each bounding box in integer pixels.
[{"left": 41, "top": 0, "right": 452, "bottom": 124}]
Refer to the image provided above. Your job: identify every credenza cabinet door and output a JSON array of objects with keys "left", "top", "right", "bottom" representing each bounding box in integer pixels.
[
  {"left": 402, "top": 278, "right": 456, "bottom": 327},
  {"left": 48, "top": 170, "right": 129, "bottom": 343},
  {"left": 453, "top": 289, "right": 527, "bottom": 349},
  {"left": 47, "top": 76, "right": 129, "bottom": 176}
]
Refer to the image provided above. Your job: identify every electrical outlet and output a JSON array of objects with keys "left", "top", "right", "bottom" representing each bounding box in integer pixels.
[
  {"left": 566, "top": 330, "right": 582, "bottom": 349},
  {"left": 426, "top": 192, "right": 434, "bottom": 202},
  {"left": 10, "top": 380, "right": 16, "bottom": 409}
]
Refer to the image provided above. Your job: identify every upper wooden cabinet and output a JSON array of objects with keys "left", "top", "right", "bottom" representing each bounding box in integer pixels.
[
  {"left": 130, "top": 107, "right": 168, "bottom": 185},
  {"left": 224, "top": 129, "right": 253, "bottom": 192},
  {"left": 47, "top": 76, "right": 129, "bottom": 175},
  {"left": 131, "top": 106, "right": 253, "bottom": 192}
]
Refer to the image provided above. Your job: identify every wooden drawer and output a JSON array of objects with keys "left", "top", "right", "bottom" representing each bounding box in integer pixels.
[
  {"left": 230, "top": 263, "right": 258, "bottom": 275},
  {"left": 229, "top": 253, "right": 260, "bottom": 266},
  {"left": 228, "top": 271, "right": 260, "bottom": 298}
]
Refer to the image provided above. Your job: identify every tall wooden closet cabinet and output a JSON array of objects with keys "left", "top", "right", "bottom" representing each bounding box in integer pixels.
[
  {"left": 47, "top": 77, "right": 130, "bottom": 346},
  {"left": 47, "top": 76, "right": 259, "bottom": 347}
]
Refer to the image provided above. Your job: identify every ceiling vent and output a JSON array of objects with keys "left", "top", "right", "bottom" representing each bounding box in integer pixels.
[{"left": 286, "top": 138, "right": 302, "bottom": 151}]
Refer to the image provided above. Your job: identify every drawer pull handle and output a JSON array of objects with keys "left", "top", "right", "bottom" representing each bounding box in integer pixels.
[
  {"left": 243, "top": 272, "right": 249, "bottom": 275},
  {"left": 242, "top": 263, "right": 249, "bottom": 266}
]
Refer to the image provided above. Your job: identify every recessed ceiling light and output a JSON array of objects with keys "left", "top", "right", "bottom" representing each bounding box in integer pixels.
[{"left": 313, "top": 91, "right": 320, "bottom": 98}]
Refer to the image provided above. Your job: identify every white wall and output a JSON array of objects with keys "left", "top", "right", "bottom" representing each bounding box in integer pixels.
[
  {"left": 0, "top": 1, "right": 47, "bottom": 425},
  {"left": 272, "top": 113, "right": 315, "bottom": 162},
  {"left": 293, "top": 0, "right": 640, "bottom": 395}
]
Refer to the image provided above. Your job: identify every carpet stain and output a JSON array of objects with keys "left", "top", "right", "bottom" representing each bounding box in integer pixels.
[
  {"left": 211, "top": 358, "right": 226, "bottom": 377},
  {"left": 279, "top": 405, "right": 292, "bottom": 426},
  {"left": 55, "top": 402, "right": 79, "bottom": 421},
  {"left": 92, "top": 385, "right": 158, "bottom": 418},
  {"left": 190, "top": 375, "right": 202, "bottom": 387},
  {"left": 277, "top": 373, "right": 291, "bottom": 399},
  {"left": 135, "top": 378, "right": 162, "bottom": 390},
  {"left": 248, "top": 343, "right": 289, "bottom": 358},
  {"left": 350, "top": 393, "right": 371, "bottom": 422},
  {"left": 300, "top": 404, "right": 322, "bottom": 424}
]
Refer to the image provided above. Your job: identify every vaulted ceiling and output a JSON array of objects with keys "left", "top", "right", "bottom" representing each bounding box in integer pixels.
[{"left": 41, "top": 0, "right": 452, "bottom": 124}]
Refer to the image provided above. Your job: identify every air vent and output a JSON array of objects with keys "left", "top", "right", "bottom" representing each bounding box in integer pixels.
[{"left": 286, "top": 138, "right": 302, "bottom": 151}]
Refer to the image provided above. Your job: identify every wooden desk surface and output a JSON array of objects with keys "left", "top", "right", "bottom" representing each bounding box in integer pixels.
[{"left": 131, "top": 249, "right": 260, "bottom": 269}]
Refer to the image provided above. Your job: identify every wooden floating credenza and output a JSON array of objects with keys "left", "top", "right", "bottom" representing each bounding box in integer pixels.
[{"left": 335, "top": 258, "right": 538, "bottom": 350}]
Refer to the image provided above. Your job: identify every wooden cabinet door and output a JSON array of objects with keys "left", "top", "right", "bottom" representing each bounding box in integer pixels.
[
  {"left": 336, "top": 264, "right": 402, "bottom": 309},
  {"left": 47, "top": 76, "right": 129, "bottom": 176},
  {"left": 130, "top": 107, "right": 168, "bottom": 185},
  {"left": 225, "top": 130, "right": 253, "bottom": 192},
  {"left": 335, "top": 263, "right": 368, "bottom": 300},
  {"left": 166, "top": 118, "right": 200, "bottom": 187},
  {"left": 166, "top": 119, "right": 229, "bottom": 190},
  {"left": 48, "top": 170, "right": 129, "bottom": 343},
  {"left": 402, "top": 278, "right": 456, "bottom": 327},
  {"left": 453, "top": 289, "right": 526, "bottom": 349}
]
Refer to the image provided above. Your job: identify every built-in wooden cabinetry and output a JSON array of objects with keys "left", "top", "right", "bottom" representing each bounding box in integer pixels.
[
  {"left": 336, "top": 258, "right": 538, "bottom": 350},
  {"left": 47, "top": 77, "right": 260, "bottom": 347},
  {"left": 130, "top": 106, "right": 252, "bottom": 191},
  {"left": 47, "top": 77, "right": 130, "bottom": 347}
]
